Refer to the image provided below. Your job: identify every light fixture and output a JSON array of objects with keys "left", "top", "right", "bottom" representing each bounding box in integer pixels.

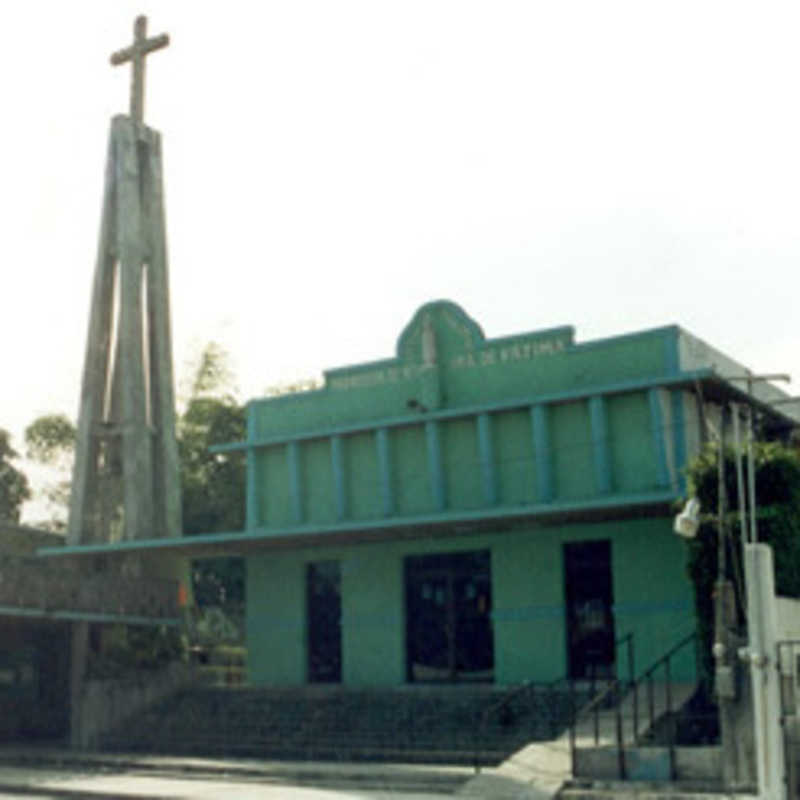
[{"left": 674, "top": 498, "right": 701, "bottom": 539}]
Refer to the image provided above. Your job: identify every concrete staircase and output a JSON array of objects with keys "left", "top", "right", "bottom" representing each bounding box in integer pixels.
[
  {"left": 98, "top": 684, "right": 576, "bottom": 766},
  {"left": 571, "top": 681, "right": 698, "bottom": 780},
  {"left": 459, "top": 681, "right": 719, "bottom": 799}
]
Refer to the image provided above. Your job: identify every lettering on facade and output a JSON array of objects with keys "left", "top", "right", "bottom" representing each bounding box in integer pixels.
[
  {"left": 450, "top": 337, "right": 567, "bottom": 369},
  {"left": 328, "top": 336, "right": 568, "bottom": 390},
  {"left": 329, "top": 365, "right": 426, "bottom": 391}
]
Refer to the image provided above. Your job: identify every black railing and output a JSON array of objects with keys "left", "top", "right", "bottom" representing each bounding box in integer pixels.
[
  {"left": 568, "top": 631, "right": 699, "bottom": 781},
  {"left": 473, "top": 633, "right": 637, "bottom": 772}
]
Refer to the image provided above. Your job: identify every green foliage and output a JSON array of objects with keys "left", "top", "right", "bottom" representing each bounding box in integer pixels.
[
  {"left": 186, "top": 341, "right": 236, "bottom": 399},
  {"left": 191, "top": 606, "right": 243, "bottom": 646},
  {"left": 179, "top": 397, "right": 246, "bottom": 535},
  {"left": 0, "top": 430, "right": 31, "bottom": 523},
  {"left": 23, "top": 414, "right": 76, "bottom": 530},
  {"left": 684, "top": 440, "right": 800, "bottom": 682},
  {"left": 178, "top": 343, "right": 246, "bottom": 609},
  {"left": 88, "top": 624, "right": 184, "bottom": 679},
  {"left": 24, "top": 414, "right": 76, "bottom": 464}
]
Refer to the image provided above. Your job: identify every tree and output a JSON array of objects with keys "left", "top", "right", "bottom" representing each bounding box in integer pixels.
[
  {"left": 179, "top": 398, "right": 246, "bottom": 536},
  {"left": 0, "top": 429, "right": 30, "bottom": 523},
  {"left": 178, "top": 343, "right": 246, "bottom": 609},
  {"left": 24, "top": 414, "right": 76, "bottom": 463},
  {"left": 24, "top": 414, "right": 76, "bottom": 531},
  {"left": 683, "top": 440, "right": 800, "bottom": 681}
]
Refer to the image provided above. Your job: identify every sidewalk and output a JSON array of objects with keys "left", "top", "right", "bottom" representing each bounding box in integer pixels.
[{"left": 0, "top": 745, "right": 471, "bottom": 794}]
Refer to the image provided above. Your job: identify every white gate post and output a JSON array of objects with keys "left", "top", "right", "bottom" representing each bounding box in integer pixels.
[{"left": 744, "top": 543, "right": 787, "bottom": 800}]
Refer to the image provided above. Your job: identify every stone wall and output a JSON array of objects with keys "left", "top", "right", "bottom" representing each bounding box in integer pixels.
[{"left": 77, "top": 661, "right": 195, "bottom": 750}]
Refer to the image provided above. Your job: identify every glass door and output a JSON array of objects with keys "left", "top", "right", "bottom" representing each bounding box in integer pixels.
[{"left": 405, "top": 551, "right": 493, "bottom": 683}]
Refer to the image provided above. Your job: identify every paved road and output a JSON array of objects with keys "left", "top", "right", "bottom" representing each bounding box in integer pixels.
[{"left": 0, "top": 765, "right": 452, "bottom": 799}]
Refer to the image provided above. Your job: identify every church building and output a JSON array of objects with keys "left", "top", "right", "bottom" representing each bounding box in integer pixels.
[{"left": 212, "top": 300, "right": 796, "bottom": 687}]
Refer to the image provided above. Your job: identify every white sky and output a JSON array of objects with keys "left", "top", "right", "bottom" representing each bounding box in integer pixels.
[{"left": 3, "top": 1, "right": 800, "bottom": 455}]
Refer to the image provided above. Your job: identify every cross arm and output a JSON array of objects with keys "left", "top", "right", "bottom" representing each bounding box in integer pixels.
[{"left": 110, "top": 33, "right": 170, "bottom": 66}]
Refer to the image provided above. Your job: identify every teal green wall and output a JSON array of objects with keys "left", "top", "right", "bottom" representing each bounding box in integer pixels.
[
  {"left": 246, "top": 517, "right": 694, "bottom": 687},
  {"left": 611, "top": 521, "right": 697, "bottom": 680},
  {"left": 607, "top": 392, "right": 658, "bottom": 493},
  {"left": 341, "top": 548, "right": 405, "bottom": 685},
  {"left": 246, "top": 389, "right": 678, "bottom": 532},
  {"left": 236, "top": 303, "right": 695, "bottom": 535},
  {"left": 246, "top": 555, "right": 306, "bottom": 684},
  {"left": 241, "top": 303, "right": 703, "bottom": 689}
]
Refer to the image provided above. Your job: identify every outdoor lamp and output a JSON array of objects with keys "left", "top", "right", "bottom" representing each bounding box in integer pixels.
[{"left": 674, "top": 498, "right": 701, "bottom": 538}]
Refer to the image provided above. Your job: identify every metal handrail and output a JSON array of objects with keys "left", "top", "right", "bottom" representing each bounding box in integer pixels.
[
  {"left": 568, "top": 630, "right": 698, "bottom": 782},
  {"left": 569, "top": 632, "right": 638, "bottom": 726},
  {"left": 474, "top": 632, "right": 636, "bottom": 772}
]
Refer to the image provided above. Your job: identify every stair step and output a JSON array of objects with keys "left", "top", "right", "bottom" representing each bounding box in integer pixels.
[{"left": 99, "top": 685, "right": 575, "bottom": 765}]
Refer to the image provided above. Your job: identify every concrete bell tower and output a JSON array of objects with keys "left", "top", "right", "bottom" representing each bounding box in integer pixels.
[{"left": 68, "top": 16, "right": 181, "bottom": 545}]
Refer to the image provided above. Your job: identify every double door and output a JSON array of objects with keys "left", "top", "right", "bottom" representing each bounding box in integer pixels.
[{"left": 405, "top": 551, "right": 493, "bottom": 683}]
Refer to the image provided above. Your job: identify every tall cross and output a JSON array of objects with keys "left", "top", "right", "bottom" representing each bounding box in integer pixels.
[{"left": 110, "top": 15, "right": 170, "bottom": 125}]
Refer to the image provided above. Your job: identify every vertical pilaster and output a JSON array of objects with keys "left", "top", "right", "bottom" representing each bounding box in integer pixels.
[
  {"left": 331, "top": 435, "right": 347, "bottom": 521},
  {"left": 648, "top": 388, "right": 670, "bottom": 488},
  {"left": 531, "top": 404, "right": 553, "bottom": 502},
  {"left": 287, "top": 441, "right": 303, "bottom": 523},
  {"left": 477, "top": 413, "right": 498, "bottom": 506},
  {"left": 245, "top": 409, "right": 259, "bottom": 531},
  {"left": 671, "top": 389, "right": 687, "bottom": 492},
  {"left": 425, "top": 421, "right": 446, "bottom": 511},
  {"left": 376, "top": 428, "right": 394, "bottom": 517},
  {"left": 589, "top": 395, "right": 612, "bottom": 494}
]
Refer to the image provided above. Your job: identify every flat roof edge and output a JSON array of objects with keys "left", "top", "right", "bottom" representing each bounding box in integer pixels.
[{"left": 38, "top": 490, "right": 678, "bottom": 560}]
